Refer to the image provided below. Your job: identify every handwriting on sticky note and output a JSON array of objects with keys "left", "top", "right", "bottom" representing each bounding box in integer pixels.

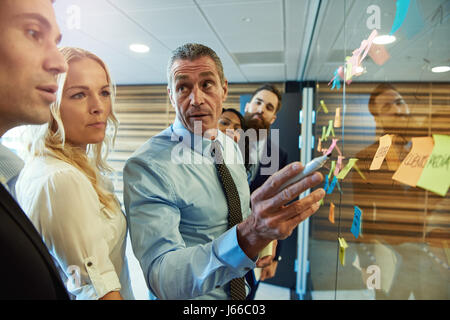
[
  {"left": 351, "top": 206, "right": 363, "bottom": 238},
  {"left": 416, "top": 134, "right": 450, "bottom": 196},
  {"left": 336, "top": 158, "right": 358, "bottom": 180},
  {"left": 338, "top": 237, "right": 349, "bottom": 266},
  {"left": 392, "top": 137, "right": 434, "bottom": 187},
  {"left": 370, "top": 134, "right": 393, "bottom": 170},
  {"left": 329, "top": 202, "right": 335, "bottom": 224}
]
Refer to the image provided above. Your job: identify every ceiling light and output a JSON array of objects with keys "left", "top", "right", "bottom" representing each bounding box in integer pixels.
[
  {"left": 242, "top": 17, "right": 252, "bottom": 23},
  {"left": 129, "top": 43, "right": 150, "bottom": 53},
  {"left": 431, "top": 66, "right": 450, "bottom": 73},
  {"left": 373, "top": 35, "right": 396, "bottom": 45}
]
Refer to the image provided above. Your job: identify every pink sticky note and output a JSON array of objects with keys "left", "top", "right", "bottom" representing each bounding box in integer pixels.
[
  {"left": 325, "top": 139, "right": 338, "bottom": 156},
  {"left": 334, "top": 155, "right": 345, "bottom": 176}
]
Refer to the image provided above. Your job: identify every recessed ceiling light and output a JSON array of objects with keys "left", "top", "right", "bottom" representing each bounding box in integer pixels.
[
  {"left": 373, "top": 35, "right": 396, "bottom": 45},
  {"left": 242, "top": 17, "right": 252, "bottom": 23},
  {"left": 129, "top": 43, "right": 150, "bottom": 53},
  {"left": 431, "top": 66, "right": 450, "bottom": 73}
]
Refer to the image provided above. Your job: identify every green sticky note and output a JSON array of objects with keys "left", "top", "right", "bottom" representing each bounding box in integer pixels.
[
  {"left": 336, "top": 158, "right": 358, "bottom": 180},
  {"left": 416, "top": 134, "right": 450, "bottom": 197}
]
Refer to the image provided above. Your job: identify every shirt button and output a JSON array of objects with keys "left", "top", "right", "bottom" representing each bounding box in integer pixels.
[
  {"left": 244, "top": 267, "right": 251, "bottom": 271},
  {"left": 87, "top": 262, "right": 93, "bottom": 267}
]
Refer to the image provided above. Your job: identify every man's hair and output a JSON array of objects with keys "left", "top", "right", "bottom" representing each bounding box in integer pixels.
[
  {"left": 250, "top": 83, "right": 282, "bottom": 113},
  {"left": 368, "top": 83, "right": 399, "bottom": 116},
  {"left": 166, "top": 43, "right": 225, "bottom": 89},
  {"left": 222, "top": 108, "right": 246, "bottom": 130}
]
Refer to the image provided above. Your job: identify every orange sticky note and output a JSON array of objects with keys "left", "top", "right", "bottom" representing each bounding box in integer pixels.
[
  {"left": 370, "top": 134, "right": 393, "bottom": 170},
  {"left": 368, "top": 43, "right": 390, "bottom": 66},
  {"left": 392, "top": 137, "right": 434, "bottom": 187},
  {"left": 329, "top": 202, "right": 335, "bottom": 224}
]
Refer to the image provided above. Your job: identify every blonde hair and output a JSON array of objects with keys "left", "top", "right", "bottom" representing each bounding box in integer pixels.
[{"left": 27, "top": 47, "right": 119, "bottom": 211}]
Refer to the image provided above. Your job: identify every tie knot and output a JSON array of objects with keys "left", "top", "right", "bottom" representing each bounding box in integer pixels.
[{"left": 210, "top": 141, "right": 224, "bottom": 164}]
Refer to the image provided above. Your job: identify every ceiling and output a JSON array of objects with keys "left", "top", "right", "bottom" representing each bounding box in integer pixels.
[{"left": 54, "top": 0, "right": 450, "bottom": 85}]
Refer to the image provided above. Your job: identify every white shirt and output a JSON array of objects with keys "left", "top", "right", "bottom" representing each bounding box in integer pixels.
[
  {"left": 0, "top": 143, "right": 24, "bottom": 199},
  {"left": 16, "top": 153, "right": 134, "bottom": 300}
]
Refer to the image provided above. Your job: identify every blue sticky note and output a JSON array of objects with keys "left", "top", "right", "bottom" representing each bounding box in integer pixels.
[
  {"left": 389, "top": 0, "right": 411, "bottom": 35},
  {"left": 401, "top": 0, "right": 424, "bottom": 39},
  {"left": 351, "top": 206, "right": 362, "bottom": 238},
  {"left": 324, "top": 175, "right": 329, "bottom": 191},
  {"left": 327, "top": 176, "right": 337, "bottom": 194}
]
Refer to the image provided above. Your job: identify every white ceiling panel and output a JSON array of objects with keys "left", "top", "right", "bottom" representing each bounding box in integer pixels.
[{"left": 52, "top": 0, "right": 449, "bottom": 85}]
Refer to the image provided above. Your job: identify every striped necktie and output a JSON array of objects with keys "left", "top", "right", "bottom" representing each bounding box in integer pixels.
[{"left": 210, "top": 140, "right": 247, "bottom": 300}]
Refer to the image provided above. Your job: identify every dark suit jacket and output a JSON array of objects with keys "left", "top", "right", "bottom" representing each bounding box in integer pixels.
[{"left": 0, "top": 183, "right": 69, "bottom": 300}]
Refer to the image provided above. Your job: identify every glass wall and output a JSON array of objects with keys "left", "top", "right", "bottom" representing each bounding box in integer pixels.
[{"left": 306, "top": 0, "right": 449, "bottom": 299}]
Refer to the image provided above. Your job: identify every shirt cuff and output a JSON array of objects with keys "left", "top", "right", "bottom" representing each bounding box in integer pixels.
[
  {"left": 213, "top": 226, "right": 256, "bottom": 276},
  {"left": 84, "top": 256, "right": 121, "bottom": 299}
]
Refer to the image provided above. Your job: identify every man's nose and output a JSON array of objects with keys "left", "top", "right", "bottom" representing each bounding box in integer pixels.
[
  {"left": 190, "top": 86, "right": 204, "bottom": 106},
  {"left": 43, "top": 44, "right": 68, "bottom": 76}
]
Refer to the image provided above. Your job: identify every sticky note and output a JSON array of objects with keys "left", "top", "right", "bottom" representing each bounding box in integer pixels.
[
  {"left": 392, "top": 137, "right": 434, "bottom": 187},
  {"left": 336, "top": 158, "right": 358, "bottom": 180},
  {"left": 325, "top": 138, "right": 338, "bottom": 156},
  {"left": 317, "top": 137, "right": 323, "bottom": 152},
  {"left": 334, "top": 155, "right": 345, "bottom": 176},
  {"left": 327, "top": 176, "right": 338, "bottom": 194},
  {"left": 324, "top": 174, "right": 329, "bottom": 191},
  {"left": 351, "top": 206, "right": 363, "bottom": 239},
  {"left": 401, "top": 0, "right": 424, "bottom": 39},
  {"left": 370, "top": 134, "right": 393, "bottom": 170},
  {"left": 321, "top": 126, "right": 327, "bottom": 141},
  {"left": 325, "top": 120, "right": 335, "bottom": 139},
  {"left": 389, "top": 0, "right": 411, "bottom": 35},
  {"left": 334, "top": 107, "right": 341, "bottom": 128},
  {"left": 338, "top": 237, "right": 349, "bottom": 266},
  {"left": 328, "top": 160, "right": 336, "bottom": 179},
  {"left": 353, "top": 163, "right": 367, "bottom": 181},
  {"left": 416, "top": 134, "right": 450, "bottom": 197},
  {"left": 319, "top": 100, "right": 329, "bottom": 114},
  {"left": 368, "top": 43, "right": 390, "bottom": 66},
  {"left": 329, "top": 202, "right": 335, "bottom": 224}
]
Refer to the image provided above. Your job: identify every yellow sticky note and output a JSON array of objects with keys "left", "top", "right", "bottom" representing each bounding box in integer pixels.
[
  {"left": 416, "top": 134, "right": 450, "bottom": 197},
  {"left": 320, "top": 100, "right": 329, "bottom": 113},
  {"left": 338, "top": 237, "right": 349, "bottom": 266},
  {"left": 321, "top": 126, "right": 327, "bottom": 141},
  {"left": 370, "top": 134, "right": 393, "bottom": 170},
  {"left": 392, "top": 137, "right": 434, "bottom": 187},
  {"left": 325, "top": 119, "right": 335, "bottom": 138},
  {"left": 334, "top": 107, "right": 342, "bottom": 128},
  {"left": 353, "top": 163, "right": 367, "bottom": 181},
  {"left": 336, "top": 158, "right": 358, "bottom": 180},
  {"left": 329, "top": 202, "right": 335, "bottom": 224},
  {"left": 328, "top": 160, "right": 336, "bottom": 179}
]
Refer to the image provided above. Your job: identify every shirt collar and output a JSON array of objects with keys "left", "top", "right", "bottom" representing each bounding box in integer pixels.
[{"left": 171, "top": 117, "right": 227, "bottom": 156}]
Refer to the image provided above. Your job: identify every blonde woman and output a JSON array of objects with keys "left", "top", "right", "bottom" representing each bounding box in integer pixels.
[{"left": 16, "top": 47, "right": 134, "bottom": 300}]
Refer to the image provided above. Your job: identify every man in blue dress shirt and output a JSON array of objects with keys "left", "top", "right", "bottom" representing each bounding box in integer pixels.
[{"left": 123, "top": 43, "right": 325, "bottom": 300}]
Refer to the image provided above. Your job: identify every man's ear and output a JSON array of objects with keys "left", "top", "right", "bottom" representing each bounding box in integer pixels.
[
  {"left": 244, "top": 102, "right": 250, "bottom": 113},
  {"left": 221, "top": 79, "right": 229, "bottom": 102},
  {"left": 167, "top": 87, "right": 175, "bottom": 108},
  {"left": 269, "top": 114, "right": 277, "bottom": 125}
]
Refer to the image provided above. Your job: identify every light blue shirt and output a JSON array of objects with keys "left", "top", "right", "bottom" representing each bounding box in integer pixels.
[{"left": 123, "top": 118, "right": 256, "bottom": 300}]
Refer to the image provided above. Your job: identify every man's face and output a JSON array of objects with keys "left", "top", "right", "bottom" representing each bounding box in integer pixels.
[
  {"left": 0, "top": 0, "right": 67, "bottom": 135},
  {"left": 244, "top": 89, "right": 278, "bottom": 131},
  {"left": 168, "top": 56, "right": 228, "bottom": 136},
  {"left": 373, "top": 89, "right": 411, "bottom": 130}
]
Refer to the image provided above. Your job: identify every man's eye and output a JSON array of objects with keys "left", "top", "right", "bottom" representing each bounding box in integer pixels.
[{"left": 27, "top": 29, "right": 41, "bottom": 40}]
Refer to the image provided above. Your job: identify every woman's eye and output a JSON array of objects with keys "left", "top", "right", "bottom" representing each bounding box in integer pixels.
[
  {"left": 101, "top": 90, "right": 111, "bottom": 97},
  {"left": 71, "top": 92, "right": 85, "bottom": 99}
]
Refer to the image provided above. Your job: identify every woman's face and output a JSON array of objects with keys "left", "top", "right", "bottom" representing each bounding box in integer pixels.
[
  {"left": 218, "top": 110, "right": 242, "bottom": 142},
  {"left": 60, "top": 57, "right": 111, "bottom": 150}
]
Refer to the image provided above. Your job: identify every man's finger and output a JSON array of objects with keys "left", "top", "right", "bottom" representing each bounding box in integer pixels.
[
  {"left": 251, "top": 162, "right": 304, "bottom": 202},
  {"left": 257, "top": 173, "right": 324, "bottom": 215}
]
